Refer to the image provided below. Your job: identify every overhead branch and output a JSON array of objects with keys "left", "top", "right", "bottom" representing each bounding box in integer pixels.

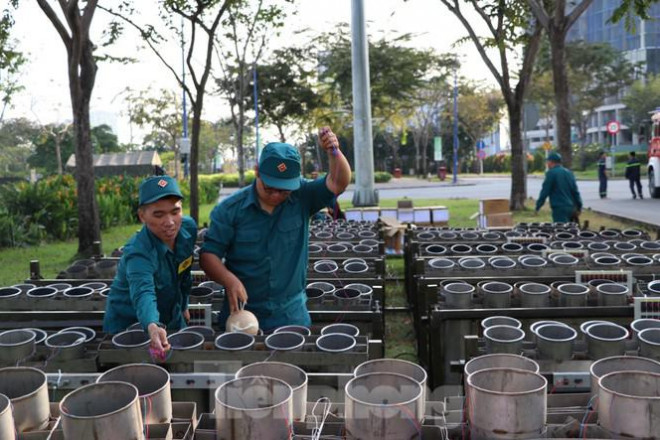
[
  {"left": 97, "top": 4, "right": 195, "bottom": 107},
  {"left": 439, "top": 0, "right": 505, "bottom": 94},
  {"left": 527, "top": 0, "right": 550, "bottom": 28},
  {"left": 36, "top": 0, "right": 72, "bottom": 49},
  {"left": 566, "top": 0, "right": 595, "bottom": 31}
]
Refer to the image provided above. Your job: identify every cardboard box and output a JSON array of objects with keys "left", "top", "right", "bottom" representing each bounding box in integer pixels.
[
  {"left": 430, "top": 206, "right": 449, "bottom": 224},
  {"left": 479, "top": 199, "right": 510, "bottom": 215},
  {"left": 379, "top": 216, "right": 406, "bottom": 255},
  {"left": 480, "top": 212, "right": 514, "bottom": 228}
]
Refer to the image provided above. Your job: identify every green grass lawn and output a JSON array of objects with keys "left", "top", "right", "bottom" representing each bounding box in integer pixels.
[
  {"left": 0, "top": 203, "right": 217, "bottom": 286},
  {"left": 0, "top": 197, "right": 649, "bottom": 286}
]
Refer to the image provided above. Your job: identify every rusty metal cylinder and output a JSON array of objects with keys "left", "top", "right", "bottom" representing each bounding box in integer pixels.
[
  {"left": 598, "top": 371, "right": 660, "bottom": 439},
  {"left": 467, "top": 368, "right": 547, "bottom": 440}
]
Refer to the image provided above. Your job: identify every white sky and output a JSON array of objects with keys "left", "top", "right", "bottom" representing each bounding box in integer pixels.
[{"left": 6, "top": 0, "right": 494, "bottom": 144}]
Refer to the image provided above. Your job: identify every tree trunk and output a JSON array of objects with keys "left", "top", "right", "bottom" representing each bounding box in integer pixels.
[
  {"left": 421, "top": 132, "right": 429, "bottom": 176},
  {"left": 236, "top": 119, "right": 245, "bottom": 186},
  {"left": 550, "top": 28, "right": 573, "bottom": 169},
  {"left": 72, "top": 101, "right": 100, "bottom": 257},
  {"left": 190, "top": 100, "right": 202, "bottom": 222},
  {"left": 55, "top": 138, "right": 63, "bottom": 175},
  {"left": 72, "top": 39, "right": 100, "bottom": 258},
  {"left": 509, "top": 102, "right": 527, "bottom": 210},
  {"left": 174, "top": 145, "right": 181, "bottom": 178}
]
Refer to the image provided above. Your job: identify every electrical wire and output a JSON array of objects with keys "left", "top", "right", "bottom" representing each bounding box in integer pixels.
[{"left": 310, "top": 397, "right": 332, "bottom": 440}]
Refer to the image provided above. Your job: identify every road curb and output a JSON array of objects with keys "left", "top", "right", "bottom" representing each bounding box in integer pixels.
[{"left": 588, "top": 208, "right": 660, "bottom": 237}]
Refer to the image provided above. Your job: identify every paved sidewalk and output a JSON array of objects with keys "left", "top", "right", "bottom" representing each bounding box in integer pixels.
[{"left": 586, "top": 198, "right": 660, "bottom": 231}]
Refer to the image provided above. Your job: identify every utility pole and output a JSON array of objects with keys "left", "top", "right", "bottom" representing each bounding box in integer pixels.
[
  {"left": 350, "top": 0, "right": 378, "bottom": 206},
  {"left": 452, "top": 70, "right": 459, "bottom": 184},
  {"left": 253, "top": 63, "right": 260, "bottom": 162},
  {"left": 181, "top": 16, "right": 190, "bottom": 179}
]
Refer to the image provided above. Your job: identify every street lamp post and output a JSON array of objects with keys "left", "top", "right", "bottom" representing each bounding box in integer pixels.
[
  {"left": 181, "top": 16, "right": 189, "bottom": 179},
  {"left": 452, "top": 70, "right": 459, "bottom": 184},
  {"left": 350, "top": 0, "right": 378, "bottom": 206}
]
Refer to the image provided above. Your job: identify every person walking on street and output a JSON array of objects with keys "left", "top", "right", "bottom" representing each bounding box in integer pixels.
[
  {"left": 597, "top": 151, "right": 608, "bottom": 199},
  {"left": 625, "top": 151, "right": 643, "bottom": 199},
  {"left": 535, "top": 152, "right": 583, "bottom": 223}
]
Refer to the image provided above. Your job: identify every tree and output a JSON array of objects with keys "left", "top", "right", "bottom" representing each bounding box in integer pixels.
[
  {"left": 92, "top": 124, "right": 121, "bottom": 154},
  {"left": 197, "top": 118, "right": 234, "bottom": 173},
  {"left": 36, "top": 0, "right": 101, "bottom": 256},
  {"left": 315, "top": 28, "right": 446, "bottom": 125},
  {"left": 439, "top": 0, "right": 543, "bottom": 209},
  {"left": 101, "top": 0, "right": 234, "bottom": 222},
  {"left": 126, "top": 88, "right": 183, "bottom": 177},
  {"left": 457, "top": 85, "right": 504, "bottom": 171},
  {"left": 214, "top": 0, "right": 292, "bottom": 187},
  {"left": 28, "top": 122, "right": 75, "bottom": 174},
  {"left": 611, "top": 0, "right": 660, "bottom": 30},
  {"left": 0, "top": 1, "right": 26, "bottom": 123},
  {"left": 408, "top": 78, "right": 448, "bottom": 176},
  {"left": 527, "top": 70, "right": 556, "bottom": 143},
  {"left": 532, "top": 39, "right": 638, "bottom": 168},
  {"left": 527, "top": 0, "right": 596, "bottom": 170},
  {"left": 0, "top": 117, "right": 40, "bottom": 175},
  {"left": 623, "top": 75, "right": 660, "bottom": 141},
  {"left": 566, "top": 42, "right": 637, "bottom": 168},
  {"left": 249, "top": 46, "right": 320, "bottom": 143},
  {"left": 311, "top": 27, "right": 452, "bottom": 175}
]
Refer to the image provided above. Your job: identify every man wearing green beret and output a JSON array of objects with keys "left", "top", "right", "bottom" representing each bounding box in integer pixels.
[
  {"left": 535, "top": 152, "right": 583, "bottom": 223},
  {"left": 200, "top": 127, "right": 351, "bottom": 332},
  {"left": 104, "top": 175, "right": 197, "bottom": 353}
]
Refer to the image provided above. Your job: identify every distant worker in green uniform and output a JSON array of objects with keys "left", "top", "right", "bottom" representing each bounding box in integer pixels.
[
  {"left": 597, "top": 151, "right": 608, "bottom": 199},
  {"left": 104, "top": 175, "right": 197, "bottom": 353},
  {"left": 625, "top": 151, "right": 643, "bottom": 199},
  {"left": 535, "top": 152, "right": 583, "bottom": 223},
  {"left": 200, "top": 127, "right": 351, "bottom": 332}
]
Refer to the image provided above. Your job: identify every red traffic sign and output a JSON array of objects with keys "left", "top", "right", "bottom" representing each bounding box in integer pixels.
[
  {"left": 477, "top": 150, "right": 486, "bottom": 160},
  {"left": 606, "top": 120, "right": 620, "bottom": 135}
]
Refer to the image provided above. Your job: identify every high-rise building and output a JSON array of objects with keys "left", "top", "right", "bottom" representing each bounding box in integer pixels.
[
  {"left": 566, "top": 0, "right": 660, "bottom": 146},
  {"left": 525, "top": 1, "right": 660, "bottom": 149}
]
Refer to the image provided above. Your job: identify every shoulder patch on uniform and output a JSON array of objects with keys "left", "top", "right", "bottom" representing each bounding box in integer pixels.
[{"left": 178, "top": 256, "right": 193, "bottom": 274}]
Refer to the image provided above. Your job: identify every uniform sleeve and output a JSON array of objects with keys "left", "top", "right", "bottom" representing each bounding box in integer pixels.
[
  {"left": 180, "top": 216, "right": 198, "bottom": 311},
  {"left": 625, "top": 161, "right": 631, "bottom": 179},
  {"left": 200, "top": 202, "right": 235, "bottom": 258},
  {"left": 535, "top": 171, "right": 553, "bottom": 211},
  {"left": 125, "top": 250, "right": 160, "bottom": 327},
  {"left": 299, "top": 176, "right": 336, "bottom": 216}
]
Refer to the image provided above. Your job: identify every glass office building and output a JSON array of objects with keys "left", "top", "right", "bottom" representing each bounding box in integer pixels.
[
  {"left": 525, "top": 1, "right": 660, "bottom": 148},
  {"left": 568, "top": 0, "right": 660, "bottom": 74}
]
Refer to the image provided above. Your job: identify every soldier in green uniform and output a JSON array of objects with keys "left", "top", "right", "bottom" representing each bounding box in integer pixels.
[
  {"left": 200, "top": 127, "right": 351, "bottom": 332},
  {"left": 535, "top": 152, "right": 583, "bottom": 223},
  {"left": 104, "top": 175, "right": 197, "bottom": 353},
  {"left": 625, "top": 151, "right": 643, "bottom": 199}
]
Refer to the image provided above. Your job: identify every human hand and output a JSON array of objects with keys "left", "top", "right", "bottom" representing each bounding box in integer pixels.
[
  {"left": 147, "top": 323, "right": 170, "bottom": 359},
  {"left": 319, "top": 127, "right": 339, "bottom": 155},
  {"left": 182, "top": 309, "right": 190, "bottom": 323},
  {"left": 225, "top": 275, "right": 248, "bottom": 314}
]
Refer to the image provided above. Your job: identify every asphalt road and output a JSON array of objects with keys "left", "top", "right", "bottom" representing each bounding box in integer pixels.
[{"left": 338, "top": 176, "right": 660, "bottom": 227}]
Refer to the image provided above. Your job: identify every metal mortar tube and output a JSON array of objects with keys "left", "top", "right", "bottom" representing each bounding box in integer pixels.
[{"left": 60, "top": 381, "right": 143, "bottom": 440}]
